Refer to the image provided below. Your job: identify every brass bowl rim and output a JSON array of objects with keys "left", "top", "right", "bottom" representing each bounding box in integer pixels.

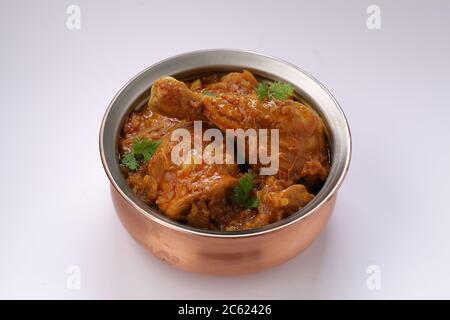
[{"left": 99, "top": 49, "right": 352, "bottom": 239}]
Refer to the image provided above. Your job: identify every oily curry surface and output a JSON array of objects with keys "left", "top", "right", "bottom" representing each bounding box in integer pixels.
[{"left": 119, "top": 70, "right": 330, "bottom": 231}]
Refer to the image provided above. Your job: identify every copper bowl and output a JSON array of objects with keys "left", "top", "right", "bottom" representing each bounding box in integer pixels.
[{"left": 99, "top": 49, "right": 351, "bottom": 275}]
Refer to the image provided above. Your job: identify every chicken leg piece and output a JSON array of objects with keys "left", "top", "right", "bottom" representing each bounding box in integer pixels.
[
  {"left": 148, "top": 72, "right": 329, "bottom": 184},
  {"left": 128, "top": 122, "right": 240, "bottom": 229}
]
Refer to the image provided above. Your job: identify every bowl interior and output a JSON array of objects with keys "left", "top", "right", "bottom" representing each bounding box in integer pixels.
[{"left": 100, "top": 50, "right": 351, "bottom": 237}]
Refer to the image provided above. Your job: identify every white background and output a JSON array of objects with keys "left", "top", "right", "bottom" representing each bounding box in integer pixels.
[{"left": 1, "top": 0, "right": 449, "bottom": 299}]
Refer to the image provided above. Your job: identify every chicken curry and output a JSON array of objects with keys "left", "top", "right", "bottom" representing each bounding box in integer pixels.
[{"left": 119, "top": 70, "right": 330, "bottom": 231}]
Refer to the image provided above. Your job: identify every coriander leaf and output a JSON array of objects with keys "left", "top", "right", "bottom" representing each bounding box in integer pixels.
[
  {"left": 202, "top": 90, "right": 216, "bottom": 97},
  {"left": 234, "top": 172, "right": 254, "bottom": 203},
  {"left": 133, "top": 138, "right": 161, "bottom": 162},
  {"left": 121, "top": 138, "right": 161, "bottom": 171},
  {"left": 269, "top": 81, "right": 294, "bottom": 100},
  {"left": 121, "top": 152, "right": 140, "bottom": 171},
  {"left": 244, "top": 195, "right": 259, "bottom": 209},
  {"left": 256, "top": 81, "right": 295, "bottom": 101},
  {"left": 256, "top": 82, "right": 270, "bottom": 100},
  {"left": 234, "top": 172, "right": 258, "bottom": 209}
]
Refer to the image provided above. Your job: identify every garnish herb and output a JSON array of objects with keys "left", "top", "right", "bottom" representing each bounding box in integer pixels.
[
  {"left": 121, "top": 137, "right": 161, "bottom": 170},
  {"left": 256, "top": 81, "right": 294, "bottom": 101},
  {"left": 234, "top": 172, "right": 259, "bottom": 209},
  {"left": 256, "top": 82, "right": 270, "bottom": 100},
  {"left": 202, "top": 90, "right": 217, "bottom": 97},
  {"left": 121, "top": 152, "right": 140, "bottom": 171}
]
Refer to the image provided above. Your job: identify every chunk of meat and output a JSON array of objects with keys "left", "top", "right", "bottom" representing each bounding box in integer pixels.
[
  {"left": 224, "top": 177, "right": 314, "bottom": 231},
  {"left": 192, "top": 70, "right": 258, "bottom": 95},
  {"left": 120, "top": 106, "right": 181, "bottom": 153},
  {"left": 257, "top": 177, "right": 314, "bottom": 219},
  {"left": 148, "top": 72, "right": 329, "bottom": 183},
  {"left": 137, "top": 122, "right": 240, "bottom": 226},
  {"left": 149, "top": 77, "right": 207, "bottom": 123},
  {"left": 120, "top": 106, "right": 182, "bottom": 203}
]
